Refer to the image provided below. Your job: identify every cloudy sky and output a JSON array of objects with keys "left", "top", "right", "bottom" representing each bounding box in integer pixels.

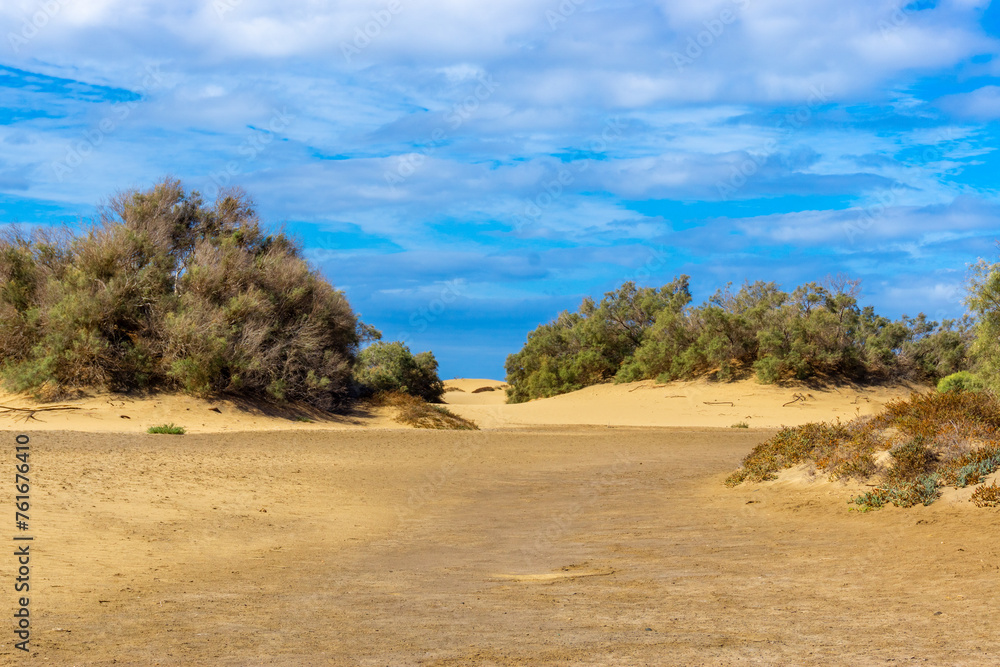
[{"left": 1, "top": 0, "right": 999, "bottom": 378}]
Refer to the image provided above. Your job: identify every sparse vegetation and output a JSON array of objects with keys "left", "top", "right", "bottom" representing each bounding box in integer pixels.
[
  {"left": 971, "top": 483, "right": 1000, "bottom": 508},
  {"left": 730, "top": 422, "right": 749, "bottom": 428},
  {"left": 506, "top": 276, "right": 971, "bottom": 403},
  {"left": 147, "top": 423, "right": 185, "bottom": 434},
  {"left": 370, "top": 391, "right": 478, "bottom": 430},
  {"left": 726, "top": 391, "right": 1000, "bottom": 510}
]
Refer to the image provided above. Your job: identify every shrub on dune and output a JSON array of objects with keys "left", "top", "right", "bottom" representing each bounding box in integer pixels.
[
  {"left": 354, "top": 341, "right": 445, "bottom": 403},
  {"left": 726, "top": 390, "right": 1000, "bottom": 510},
  {"left": 506, "top": 275, "right": 973, "bottom": 402},
  {"left": 0, "top": 179, "right": 369, "bottom": 410}
]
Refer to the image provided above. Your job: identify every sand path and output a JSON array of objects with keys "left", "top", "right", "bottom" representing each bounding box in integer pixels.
[{"left": 3, "top": 426, "right": 997, "bottom": 665}]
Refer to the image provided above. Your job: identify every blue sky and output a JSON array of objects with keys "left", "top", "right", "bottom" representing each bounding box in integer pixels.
[{"left": 1, "top": 0, "right": 999, "bottom": 379}]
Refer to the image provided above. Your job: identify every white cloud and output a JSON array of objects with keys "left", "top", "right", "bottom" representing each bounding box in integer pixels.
[{"left": 937, "top": 85, "right": 1000, "bottom": 120}]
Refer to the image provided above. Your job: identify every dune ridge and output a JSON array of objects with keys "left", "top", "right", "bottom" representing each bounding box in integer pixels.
[
  {"left": 442, "top": 377, "right": 927, "bottom": 429},
  {"left": 0, "top": 377, "right": 928, "bottom": 434}
]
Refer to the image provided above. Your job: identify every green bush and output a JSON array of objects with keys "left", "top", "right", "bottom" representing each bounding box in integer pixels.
[
  {"left": 147, "top": 423, "right": 185, "bottom": 434},
  {"left": 937, "top": 371, "right": 987, "bottom": 394},
  {"left": 506, "top": 275, "right": 973, "bottom": 402},
  {"left": 505, "top": 278, "right": 691, "bottom": 403},
  {"left": 354, "top": 341, "right": 445, "bottom": 402},
  {"left": 0, "top": 179, "right": 373, "bottom": 410}
]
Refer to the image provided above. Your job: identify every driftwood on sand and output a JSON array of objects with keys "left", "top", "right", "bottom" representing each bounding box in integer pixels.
[{"left": 0, "top": 404, "right": 81, "bottom": 422}]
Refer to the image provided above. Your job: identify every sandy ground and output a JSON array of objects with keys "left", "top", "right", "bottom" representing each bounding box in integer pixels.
[
  {"left": 442, "top": 377, "right": 926, "bottom": 429},
  {"left": 2, "top": 423, "right": 998, "bottom": 665},
  {"left": 0, "top": 391, "right": 401, "bottom": 434},
  {"left": 0, "top": 376, "right": 923, "bottom": 434}
]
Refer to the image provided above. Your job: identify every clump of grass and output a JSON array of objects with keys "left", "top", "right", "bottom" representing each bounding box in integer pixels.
[
  {"left": 471, "top": 386, "right": 497, "bottom": 393},
  {"left": 147, "top": 423, "right": 185, "bottom": 435},
  {"left": 730, "top": 422, "right": 749, "bottom": 429},
  {"left": 727, "top": 390, "right": 1000, "bottom": 510},
  {"left": 370, "top": 392, "right": 478, "bottom": 430},
  {"left": 725, "top": 421, "right": 851, "bottom": 486}
]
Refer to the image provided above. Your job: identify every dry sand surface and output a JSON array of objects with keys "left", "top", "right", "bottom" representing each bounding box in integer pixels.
[
  {"left": 442, "top": 377, "right": 927, "bottom": 429},
  {"left": 2, "top": 381, "right": 997, "bottom": 665},
  {"left": 0, "top": 391, "right": 402, "bottom": 434}
]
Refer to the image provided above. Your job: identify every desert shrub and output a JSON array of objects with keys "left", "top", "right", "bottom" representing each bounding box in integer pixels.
[
  {"left": 507, "top": 274, "right": 972, "bottom": 402},
  {"left": 727, "top": 390, "right": 1000, "bottom": 510},
  {"left": 937, "top": 371, "right": 988, "bottom": 394},
  {"left": 725, "top": 421, "right": 851, "bottom": 486},
  {"left": 884, "top": 437, "right": 937, "bottom": 482},
  {"left": 0, "top": 179, "right": 372, "bottom": 410},
  {"left": 971, "top": 483, "right": 1000, "bottom": 508},
  {"left": 354, "top": 341, "right": 445, "bottom": 403},
  {"left": 506, "top": 278, "right": 691, "bottom": 402},
  {"left": 369, "top": 391, "right": 477, "bottom": 430}
]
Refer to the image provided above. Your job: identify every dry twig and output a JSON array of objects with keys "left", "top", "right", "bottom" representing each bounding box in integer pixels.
[{"left": 0, "top": 404, "right": 82, "bottom": 422}]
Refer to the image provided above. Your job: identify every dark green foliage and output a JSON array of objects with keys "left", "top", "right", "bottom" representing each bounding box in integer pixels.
[
  {"left": 507, "top": 274, "right": 973, "bottom": 402},
  {"left": 0, "top": 179, "right": 367, "bottom": 410},
  {"left": 354, "top": 341, "right": 445, "bottom": 403},
  {"left": 505, "top": 278, "right": 691, "bottom": 403}
]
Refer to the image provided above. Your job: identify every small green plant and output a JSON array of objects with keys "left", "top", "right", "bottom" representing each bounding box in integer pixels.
[
  {"left": 293, "top": 416, "right": 314, "bottom": 423},
  {"left": 937, "top": 371, "right": 987, "bottom": 394},
  {"left": 730, "top": 422, "right": 749, "bottom": 428},
  {"left": 147, "top": 423, "right": 185, "bottom": 435}
]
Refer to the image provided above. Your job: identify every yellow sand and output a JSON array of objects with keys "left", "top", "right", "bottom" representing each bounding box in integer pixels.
[
  {"left": 0, "top": 377, "right": 927, "bottom": 434},
  {"left": 442, "top": 377, "right": 926, "bottom": 429}
]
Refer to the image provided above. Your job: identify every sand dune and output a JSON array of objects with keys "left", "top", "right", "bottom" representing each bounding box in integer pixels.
[
  {"left": 0, "top": 377, "right": 928, "bottom": 434},
  {"left": 0, "top": 390, "right": 400, "bottom": 434},
  {"left": 442, "top": 377, "right": 927, "bottom": 429}
]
